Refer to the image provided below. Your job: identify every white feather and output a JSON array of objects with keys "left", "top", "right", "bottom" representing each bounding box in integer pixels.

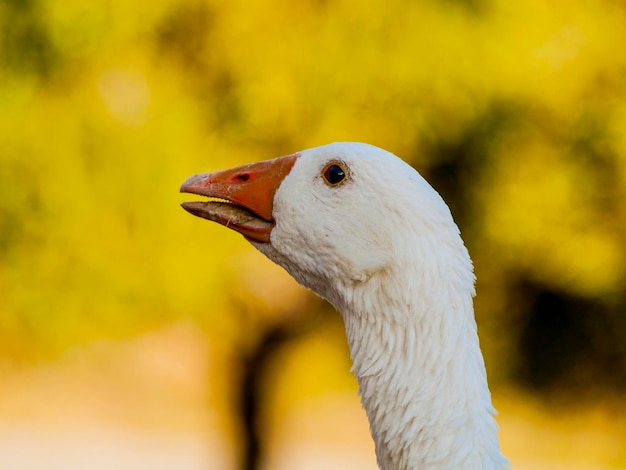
[{"left": 253, "top": 142, "right": 509, "bottom": 470}]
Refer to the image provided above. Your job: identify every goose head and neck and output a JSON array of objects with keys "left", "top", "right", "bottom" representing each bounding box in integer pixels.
[{"left": 181, "top": 142, "right": 509, "bottom": 469}]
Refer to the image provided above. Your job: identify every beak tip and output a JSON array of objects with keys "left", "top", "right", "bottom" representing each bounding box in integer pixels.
[{"left": 180, "top": 174, "right": 202, "bottom": 194}]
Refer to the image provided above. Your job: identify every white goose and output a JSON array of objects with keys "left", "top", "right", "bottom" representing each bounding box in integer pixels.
[{"left": 181, "top": 142, "right": 509, "bottom": 470}]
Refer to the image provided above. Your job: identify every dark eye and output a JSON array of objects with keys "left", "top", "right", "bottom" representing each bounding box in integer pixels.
[{"left": 322, "top": 162, "right": 347, "bottom": 186}]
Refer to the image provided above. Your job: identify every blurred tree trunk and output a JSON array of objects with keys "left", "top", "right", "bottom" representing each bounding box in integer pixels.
[
  {"left": 233, "top": 299, "right": 330, "bottom": 470},
  {"left": 239, "top": 324, "right": 289, "bottom": 470}
]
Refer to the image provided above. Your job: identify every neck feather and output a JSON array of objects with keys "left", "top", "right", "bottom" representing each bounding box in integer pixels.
[{"left": 337, "top": 253, "right": 508, "bottom": 470}]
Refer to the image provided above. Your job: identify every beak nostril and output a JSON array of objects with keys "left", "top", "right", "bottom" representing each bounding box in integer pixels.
[{"left": 234, "top": 173, "right": 250, "bottom": 182}]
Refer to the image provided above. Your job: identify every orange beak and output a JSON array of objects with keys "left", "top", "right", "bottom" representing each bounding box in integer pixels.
[{"left": 180, "top": 153, "right": 299, "bottom": 243}]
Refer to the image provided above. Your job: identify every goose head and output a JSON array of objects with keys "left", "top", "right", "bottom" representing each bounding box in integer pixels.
[{"left": 181, "top": 142, "right": 468, "bottom": 311}]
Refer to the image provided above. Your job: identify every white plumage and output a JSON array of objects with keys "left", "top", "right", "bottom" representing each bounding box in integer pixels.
[{"left": 181, "top": 142, "right": 509, "bottom": 469}]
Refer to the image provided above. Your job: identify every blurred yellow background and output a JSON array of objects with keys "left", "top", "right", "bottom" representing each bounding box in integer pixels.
[{"left": 1, "top": 0, "right": 625, "bottom": 468}]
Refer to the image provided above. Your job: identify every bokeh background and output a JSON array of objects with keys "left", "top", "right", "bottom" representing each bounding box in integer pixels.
[{"left": 1, "top": 0, "right": 626, "bottom": 468}]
